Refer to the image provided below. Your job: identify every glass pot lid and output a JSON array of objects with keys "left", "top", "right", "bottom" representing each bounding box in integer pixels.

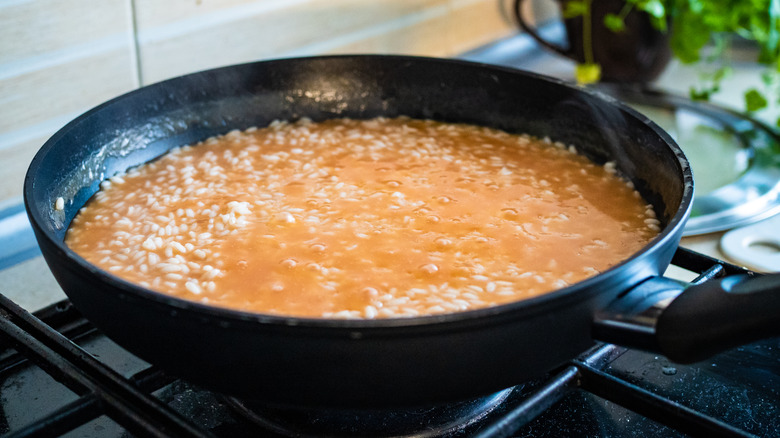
[{"left": 603, "top": 86, "right": 780, "bottom": 236}]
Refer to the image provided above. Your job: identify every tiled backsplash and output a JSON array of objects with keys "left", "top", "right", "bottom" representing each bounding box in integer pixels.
[{"left": 0, "top": 0, "right": 527, "bottom": 204}]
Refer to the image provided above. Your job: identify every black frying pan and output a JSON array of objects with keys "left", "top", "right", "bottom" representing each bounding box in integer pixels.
[{"left": 24, "top": 56, "right": 780, "bottom": 408}]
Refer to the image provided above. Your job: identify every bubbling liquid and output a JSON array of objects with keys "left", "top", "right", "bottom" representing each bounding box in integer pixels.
[{"left": 65, "top": 117, "right": 660, "bottom": 318}]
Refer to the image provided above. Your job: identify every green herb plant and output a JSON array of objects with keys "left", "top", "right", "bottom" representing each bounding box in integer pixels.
[{"left": 564, "top": 0, "right": 780, "bottom": 126}]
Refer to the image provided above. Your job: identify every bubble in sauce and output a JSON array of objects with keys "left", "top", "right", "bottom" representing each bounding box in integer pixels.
[{"left": 420, "top": 263, "right": 439, "bottom": 275}]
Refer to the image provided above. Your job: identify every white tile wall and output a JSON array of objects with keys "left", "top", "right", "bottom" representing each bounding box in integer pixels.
[
  {"left": 0, "top": 0, "right": 518, "bottom": 203},
  {"left": 0, "top": 0, "right": 138, "bottom": 201}
]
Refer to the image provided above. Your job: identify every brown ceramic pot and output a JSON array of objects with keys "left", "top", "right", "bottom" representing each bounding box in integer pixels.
[{"left": 515, "top": 0, "right": 672, "bottom": 83}]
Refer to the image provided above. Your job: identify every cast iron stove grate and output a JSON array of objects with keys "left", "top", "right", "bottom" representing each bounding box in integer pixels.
[{"left": 0, "top": 247, "right": 778, "bottom": 437}]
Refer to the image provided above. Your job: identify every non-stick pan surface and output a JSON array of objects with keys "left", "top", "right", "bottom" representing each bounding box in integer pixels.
[{"left": 25, "top": 55, "right": 693, "bottom": 408}]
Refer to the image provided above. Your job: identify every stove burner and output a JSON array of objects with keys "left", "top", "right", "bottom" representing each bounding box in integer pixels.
[
  {"left": 223, "top": 388, "right": 515, "bottom": 437},
  {"left": 1, "top": 247, "right": 776, "bottom": 437}
]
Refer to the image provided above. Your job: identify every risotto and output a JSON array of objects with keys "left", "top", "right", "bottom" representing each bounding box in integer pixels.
[{"left": 65, "top": 117, "right": 660, "bottom": 318}]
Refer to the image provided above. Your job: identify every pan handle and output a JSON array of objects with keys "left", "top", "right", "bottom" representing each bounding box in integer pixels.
[{"left": 593, "top": 274, "right": 780, "bottom": 363}]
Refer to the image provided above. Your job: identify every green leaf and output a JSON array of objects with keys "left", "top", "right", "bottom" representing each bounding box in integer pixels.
[
  {"left": 638, "top": 0, "right": 665, "bottom": 18},
  {"left": 761, "top": 0, "right": 780, "bottom": 62},
  {"left": 563, "top": 1, "right": 588, "bottom": 18},
  {"left": 689, "top": 89, "right": 710, "bottom": 101},
  {"left": 744, "top": 89, "right": 769, "bottom": 112},
  {"left": 711, "top": 66, "right": 732, "bottom": 82},
  {"left": 604, "top": 14, "right": 626, "bottom": 32},
  {"left": 687, "top": 0, "right": 705, "bottom": 15},
  {"left": 649, "top": 14, "right": 667, "bottom": 32},
  {"left": 669, "top": 11, "right": 710, "bottom": 64},
  {"left": 762, "top": 70, "right": 779, "bottom": 87},
  {"left": 690, "top": 84, "right": 718, "bottom": 101},
  {"left": 575, "top": 63, "right": 602, "bottom": 84}
]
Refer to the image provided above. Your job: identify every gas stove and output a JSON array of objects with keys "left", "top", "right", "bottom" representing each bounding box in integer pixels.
[
  {"left": 1, "top": 23, "right": 779, "bottom": 438},
  {"left": 1, "top": 247, "right": 778, "bottom": 437}
]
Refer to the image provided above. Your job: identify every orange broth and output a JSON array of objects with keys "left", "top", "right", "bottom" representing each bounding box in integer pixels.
[{"left": 65, "top": 117, "right": 660, "bottom": 318}]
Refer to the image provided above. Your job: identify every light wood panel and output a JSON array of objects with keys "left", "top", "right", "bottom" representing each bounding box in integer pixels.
[
  {"left": 0, "top": 136, "right": 49, "bottom": 201},
  {"left": 319, "top": 0, "right": 515, "bottom": 57},
  {"left": 0, "top": 0, "right": 132, "bottom": 64},
  {"left": 135, "top": 0, "right": 514, "bottom": 84},
  {"left": 0, "top": 0, "right": 521, "bottom": 204},
  {"left": 0, "top": 0, "right": 137, "bottom": 203},
  {"left": 0, "top": 51, "right": 137, "bottom": 133}
]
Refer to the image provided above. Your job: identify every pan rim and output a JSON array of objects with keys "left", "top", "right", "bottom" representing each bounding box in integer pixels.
[{"left": 24, "top": 54, "right": 694, "bottom": 332}]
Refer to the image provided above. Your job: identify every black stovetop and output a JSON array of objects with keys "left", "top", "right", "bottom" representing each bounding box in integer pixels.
[{"left": 0, "top": 247, "right": 778, "bottom": 438}]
